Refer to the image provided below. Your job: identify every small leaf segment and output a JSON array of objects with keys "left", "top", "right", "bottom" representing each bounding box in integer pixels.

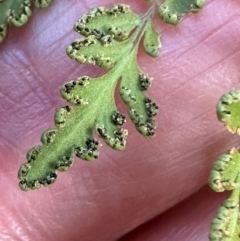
[
  {"left": 0, "top": 0, "right": 52, "bottom": 43},
  {"left": 209, "top": 90, "right": 240, "bottom": 241},
  {"left": 159, "top": 0, "right": 204, "bottom": 25},
  {"left": 17, "top": 0, "right": 206, "bottom": 191}
]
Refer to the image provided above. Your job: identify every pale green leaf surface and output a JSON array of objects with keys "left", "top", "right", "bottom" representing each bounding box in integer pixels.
[
  {"left": 0, "top": 0, "right": 52, "bottom": 43},
  {"left": 209, "top": 148, "right": 240, "bottom": 192},
  {"left": 217, "top": 89, "right": 240, "bottom": 134},
  {"left": 143, "top": 21, "right": 161, "bottom": 57},
  {"left": 67, "top": 36, "right": 130, "bottom": 68},
  {"left": 158, "top": 0, "right": 205, "bottom": 25},
  {"left": 209, "top": 90, "right": 240, "bottom": 240},
  {"left": 120, "top": 56, "right": 158, "bottom": 137},
  {"left": 209, "top": 186, "right": 240, "bottom": 241},
  {"left": 74, "top": 5, "right": 141, "bottom": 40},
  {"left": 18, "top": 4, "right": 160, "bottom": 191},
  {"left": 67, "top": 5, "right": 141, "bottom": 68}
]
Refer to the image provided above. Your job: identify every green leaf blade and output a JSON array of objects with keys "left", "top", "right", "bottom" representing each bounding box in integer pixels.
[
  {"left": 0, "top": 0, "right": 31, "bottom": 43},
  {"left": 217, "top": 89, "right": 240, "bottom": 134},
  {"left": 143, "top": 22, "right": 161, "bottom": 57},
  {"left": 209, "top": 187, "right": 240, "bottom": 241},
  {"left": 158, "top": 0, "right": 205, "bottom": 25},
  {"left": 209, "top": 148, "right": 240, "bottom": 192},
  {"left": 18, "top": 3, "right": 160, "bottom": 191},
  {"left": 74, "top": 4, "right": 141, "bottom": 40},
  {"left": 120, "top": 59, "right": 159, "bottom": 137},
  {"left": 66, "top": 36, "right": 131, "bottom": 68},
  {"left": 0, "top": 0, "right": 52, "bottom": 43}
]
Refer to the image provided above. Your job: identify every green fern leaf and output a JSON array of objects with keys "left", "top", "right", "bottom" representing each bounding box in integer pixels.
[
  {"left": 18, "top": 3, "right": 160, "bottom": 191},
  {"left": 209, "top": 89, "right": 240, "bottom": 240},
  {"left": 158, "top": 0, "right": 205, "bottom": 25},
  {"left": 217, "top": 89, "right": 240, "bottom": 134},
  {"left": 143, "top": 21, "right": 161, "bottom": 57},
  {"left": 209, "top": 148, "right": 240, "bottom": 192},
  {"left": 209, "top": 183, "right": 240, "bottom": 241},
  {"left": 0, "top": 0, "right": 52, "bottom": 43}
]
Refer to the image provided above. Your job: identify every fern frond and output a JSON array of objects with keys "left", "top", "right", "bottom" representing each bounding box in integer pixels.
[
  {"left": 209, "top": 186, "right": 240, "bottom": 241},
  {"left": 0, "top": 0, "right": 52, "bottom": 43},
  {"left": 17, "top": 0, "right": 206, "bottom": 191},
  {"left": 209, "top": 90, "right": 240, "bottom": 240},
  {"left": 18, "top": 3, "right": 161, "bottom": 191}
]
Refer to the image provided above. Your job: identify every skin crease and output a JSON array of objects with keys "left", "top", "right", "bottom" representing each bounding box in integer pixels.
[
  {"left": 119, "top": 186, "right": 229, "bottom": 241},
  {"left": 0, "top": 0, "right": 240, "bottom": 240}
]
